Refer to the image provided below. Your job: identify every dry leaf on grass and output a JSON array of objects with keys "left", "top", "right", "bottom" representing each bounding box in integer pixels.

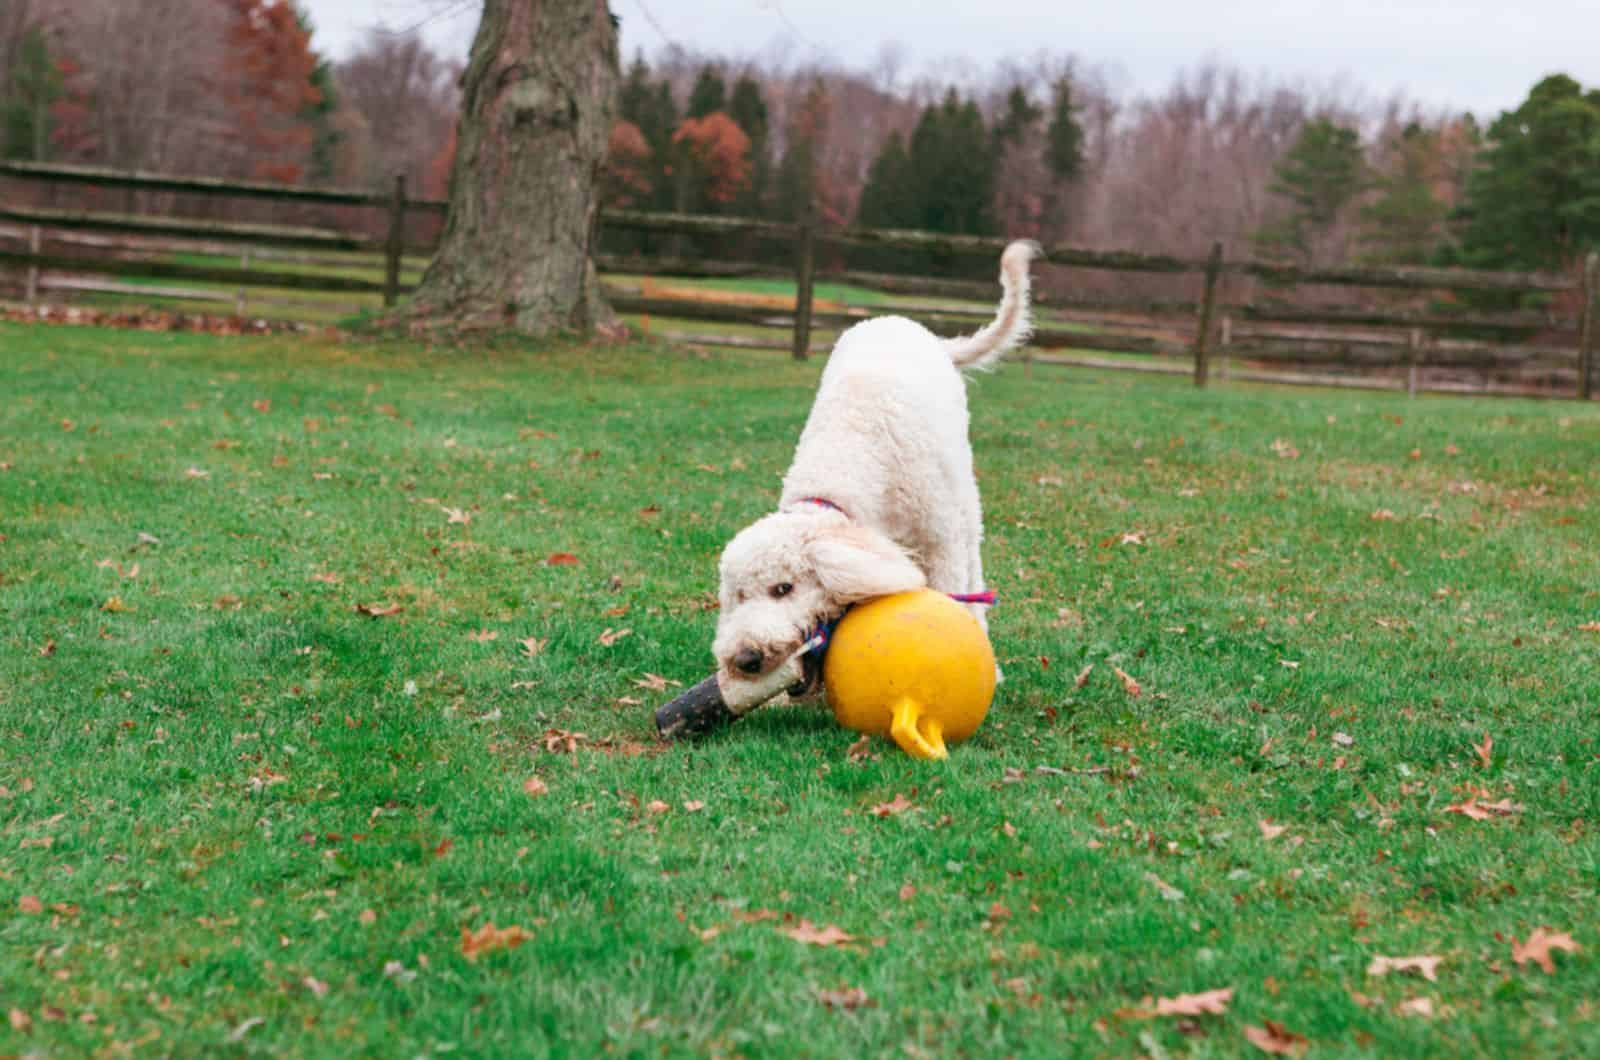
[
  {"left": 1579, "top": 621, "right": 1600, "bottom": 633},
  {"left": 1445, "top": 797, "right": 1520, "bottom": 821},
  {"left": 522, "top": 776, "right": 548, "bottom": 797},
  {"left": 1258, "top": 820, "right": 1287, "bottom": 841},
  {"left": 1113, "top": 666, "right": 1142, "bottom": 697},
  {"left": 634, "top": 673, "right": 679, "bottom": 692},
  {"left": 1396, "top": 997, "right": 1434, "bottom": 1018},
  {"left": 898, "top": 883, "right": 916, "bottom": 901},
  {"left": 1473, "top": 734, "right": 1494, "bottom": 769},
  {"left": 519, "top": 637, "right": 547, "bottom": 657},
  {"left": 18, "top": 895, "right": 42, "bottom": 914},
  {"left": 467, "top": 629, "right": 498, "bottom": 643},
  {"left": 682, "top": 800, "right": 705, "bottom": 812},
  {"left": 645, "top": 799, "right": 670, "bottom": 815},
  {"left": 1074, "top": 663, "right": 1093, "bottom": 688},
  {"left": 1155, "top": 987, "right": 1234, "bottom": 1017},
  {"left": 356, "top": 602, "right": 403, "bottom": 618},
  {"left": 1244, "top": 1020, "right": 1308, "bottom": 1055},
  {"left": 1367, "top": 955, "right": 1442, "bottom": 982},
  {"left": 545, "top": 552, "right": 580, "bottom": 566},
  {"left": 460, "top": 922, "right": 531, "bottom": 961},
  {"left": 302, "top": 976, "right": 329, "bottom": 998},
  {"left": 869, "top": 794, "right": 914, "bottom": 817},
  {"left": 101, "top": 596, "right": 130, "bottom": 613},
  {"left": 598, "top": 628, "right": 632, "bottom": 647},
  {"left": 442, "top": 507, "right": 471, "bottom": 525},
  {"left": 780, "top": 920, "right": 855, "bottom": 947},
  {"left": 845, "top": 734, "right": 874, "bottom": 761},
  {"left": 8, "top": 1008, "right": 30, "bottom": 1032},
  {"left": 1511, "top": 927, "right": 1580, "bottom": 974},
  {"left": 816, "top": 986, "right": 872, "bottom": 1010}
]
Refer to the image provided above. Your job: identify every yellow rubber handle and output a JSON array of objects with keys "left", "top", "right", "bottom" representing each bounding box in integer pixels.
[{"left": 890, "top": 697, "right": 948, "bottom": 760}]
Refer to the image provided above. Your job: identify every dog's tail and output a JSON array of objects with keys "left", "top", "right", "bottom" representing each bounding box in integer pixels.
[{"left": 943, "top": 239, "right": 1042, "bottom": 371}]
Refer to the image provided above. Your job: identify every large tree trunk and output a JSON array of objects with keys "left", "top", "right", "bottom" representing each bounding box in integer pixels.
[{"left": 406, "top": 0, "right": 619, "bottom": 336}]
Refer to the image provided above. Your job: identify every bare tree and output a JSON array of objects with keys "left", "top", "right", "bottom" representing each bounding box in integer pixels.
[{"left": 334, "top": 28, "right": 460, "bottom": 191}]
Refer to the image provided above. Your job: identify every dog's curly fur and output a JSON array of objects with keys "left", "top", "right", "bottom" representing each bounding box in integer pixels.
[{"left": 712, "top": 240, "right": 1040, "bottom": 689}]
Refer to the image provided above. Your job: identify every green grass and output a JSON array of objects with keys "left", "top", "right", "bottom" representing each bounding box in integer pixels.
[{"left": 1, "top": 323, "right": 1596, "bottom": 1057}]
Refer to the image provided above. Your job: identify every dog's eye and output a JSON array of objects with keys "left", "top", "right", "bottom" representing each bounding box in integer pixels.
[{"left": 770, "top": 582, "right": 794, "bottom": 599}]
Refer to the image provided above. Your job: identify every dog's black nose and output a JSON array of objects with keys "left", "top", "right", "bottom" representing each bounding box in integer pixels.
[{"left": 733, "top": 648, "right": 764, "bottom": 675}]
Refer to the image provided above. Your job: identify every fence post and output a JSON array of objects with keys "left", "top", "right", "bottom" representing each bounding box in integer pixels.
[
  {"left": 791, "top": 204, "right": 816, "bottom": 361},
  {"left": 1218, "top": 314, "right": 1232, "bottom": 381},
  {"left": 24, "top": 225, "right": 40, "bottom": 304},
  {"left": 383, "top": 174, "right": 407, "bottom": 309},
  {"left": 236, "top": 248, "right": 250, "bottom": 318},
  {"left": 1580, "top": 252, "right": 1598, "bottom": 401},
  {"left": 1406, "top": 327, "right": 1423, "bottom": 398},
  {"left": 1193, "top": 241, "right": 1223, "bottom": 388}
]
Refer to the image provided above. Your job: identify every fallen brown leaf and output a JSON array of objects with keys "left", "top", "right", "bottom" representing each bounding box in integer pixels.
[
  {"left": 356, "top": 602, "right": 403, "bottom": 618},
  {"left": 1511, "top": 927, "right": 1580, "bottom": 974},
  {"left": 1445, "top": 797, "right": 1520, "bottom": 821},
  {"left": 1154, "top": 987, "right": 1234, "bottom": 1017},
  {"left": 845, "top": 734, "right": 874, "bottom": 761},
  {"left": 460, "top": 922, "right": 531, "bottom": 961},
  {"left": 442, "top": 507, "right": 471, "bottom": 525},
  {"left": 898, "top": 883, "right": 916, "bottom": 901},
  {"left": 1244, "top": 1020, "right": 1308, "bottom": 1054},
  {"left": 1258, "top": 820, "right": 1287, "bottom": 841},
  {"left": 18, "top": 895, "right": 42, "bottom": 914},
  {"left": 1396, "top": 997, "right": 1434, "bottom": 1018},
  {"left": 598, "top": 627, "right": 632, "bottom": 647},
  {"left": 519, "top": 636, "right": 547, "bottom": 657},
  {"left": 39, "top": 639, "right": 55, "bottom": 658},
  {"left": 816, "top": 986, "right": 872, "bottom": 1010},
  {"left": 100, "top": 595, "right": 129, "bottom": 613},
  {"left": 522, "top": 776, "right": 548, "bottom": 797},
  {"left": 302, "top": 976, "right": 329, "bottom": 998},
  {"left": 869, "top": 794, "right": 914, "bottom": 817},
  {"left": 780, "top": 920, "right": 855, "bottom": 947},
  {"left": 8, "top": 1008, "right": 30, "bottom": 1032},
  {"left": 646, "top": 799, "right": 670, "bottom": 814},
  {"left": 467, "top": 629, "right": 499, "bottom": 643},
  {"left": 1367, "top": 955, "right": 1442, "bottom": 982},
  {"left": 1580, "top": 621, "right": 1600, "bottom": 633},
  {"left": 634, "top": 673, "right": 679, "bottom": 692},
  {"left": 683, "top": 800, "right": 705, "bottom": 812},
  {"left": 1074, "top": 663, "right": 1093, "bottom": 688},
  {"left": 1473, "top": 734, "right": 1493, "bottom": 769},
  {"left": 1113, "top": 666, "right": 1141, "bottom": 697},
  {"left": 546, "top": 552, "right": 580, "bottom": 566}
]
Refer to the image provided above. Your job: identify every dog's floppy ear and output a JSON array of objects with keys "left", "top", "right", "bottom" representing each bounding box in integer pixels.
[{"left": 808, "top": 524, "right": 926, "bottom": 604}]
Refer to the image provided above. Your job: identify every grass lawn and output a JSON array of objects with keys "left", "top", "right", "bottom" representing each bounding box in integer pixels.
[{"left": 1, "top": 323, "right": 1596, "bottom": 1057}]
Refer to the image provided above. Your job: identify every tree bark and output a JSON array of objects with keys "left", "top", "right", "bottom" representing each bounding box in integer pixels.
[{"left": 405, "top": 0, "right": 619, "bottom": 336}]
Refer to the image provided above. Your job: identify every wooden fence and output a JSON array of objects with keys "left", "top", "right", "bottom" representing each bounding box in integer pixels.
[{"left": 1, "top": 160, "right": 1595, "bottom": 401}]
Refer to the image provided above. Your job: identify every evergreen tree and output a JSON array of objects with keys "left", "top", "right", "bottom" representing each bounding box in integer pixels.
[
  {"left": 1044, "top": 77, "right": 1084, "bottom": 183},
  {"left": 856, "top": 131, "right": 916, "bottom": 228},
  {"left": 1457, "top": 74, "right": 1600, "bottom": 270},
  {"left": 1254, "top": 118, "right": 1366, "bottom": 262},
  {"left": 1361, "top": 123, "right": 1449, "bottom": 265},
  {"left": 993, "top": 86, "right": 1041, "bottom": 151},
  {"left": 904, "top": 90, "right": 996, "bottom": 235},
  {"left": 618, "top": 61, "right": 678, "bottom": 213},
  {"left": 687, "top": 66, "right": 726, "bottom": 119},
  {"left": 771, "top": 82, "right": 829, "bottom": 223},
  {"left": 727, "top": 73, "right": 770, "bottom": 216},
  {"left": 2, "top": 26, "right": 61, "bottom": 161},
  {"left": 293, "top": 6, "right": 340, "bottom": 184}
]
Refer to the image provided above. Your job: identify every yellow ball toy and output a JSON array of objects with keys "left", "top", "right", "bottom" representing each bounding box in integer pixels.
[{"left": 823, "top": 589, "right": 997, "bottom": 760}]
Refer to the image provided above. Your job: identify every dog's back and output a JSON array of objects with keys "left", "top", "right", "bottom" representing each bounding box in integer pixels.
[{"left": 778, "top": 241, "right": 1040, "bottom": 527}]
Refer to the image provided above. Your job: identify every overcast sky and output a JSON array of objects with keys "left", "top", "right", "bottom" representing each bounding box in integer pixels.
[{"left": 300, "top": 0, "right": 1598, "bottom": 118}]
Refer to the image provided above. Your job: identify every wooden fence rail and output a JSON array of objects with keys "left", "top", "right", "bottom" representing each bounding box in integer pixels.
[{"left": 2, "top": 160, "right": 1596, "bottom": 400}]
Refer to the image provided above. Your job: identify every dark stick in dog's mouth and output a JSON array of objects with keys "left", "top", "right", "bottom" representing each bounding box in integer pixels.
[{"left": 654, "top": 644, "right": 825, "bottom": 741}]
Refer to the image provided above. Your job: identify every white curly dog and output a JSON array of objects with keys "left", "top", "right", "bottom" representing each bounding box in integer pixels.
[{"left": 712, "top": 240, "right": 1040, "bottom": 695}]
